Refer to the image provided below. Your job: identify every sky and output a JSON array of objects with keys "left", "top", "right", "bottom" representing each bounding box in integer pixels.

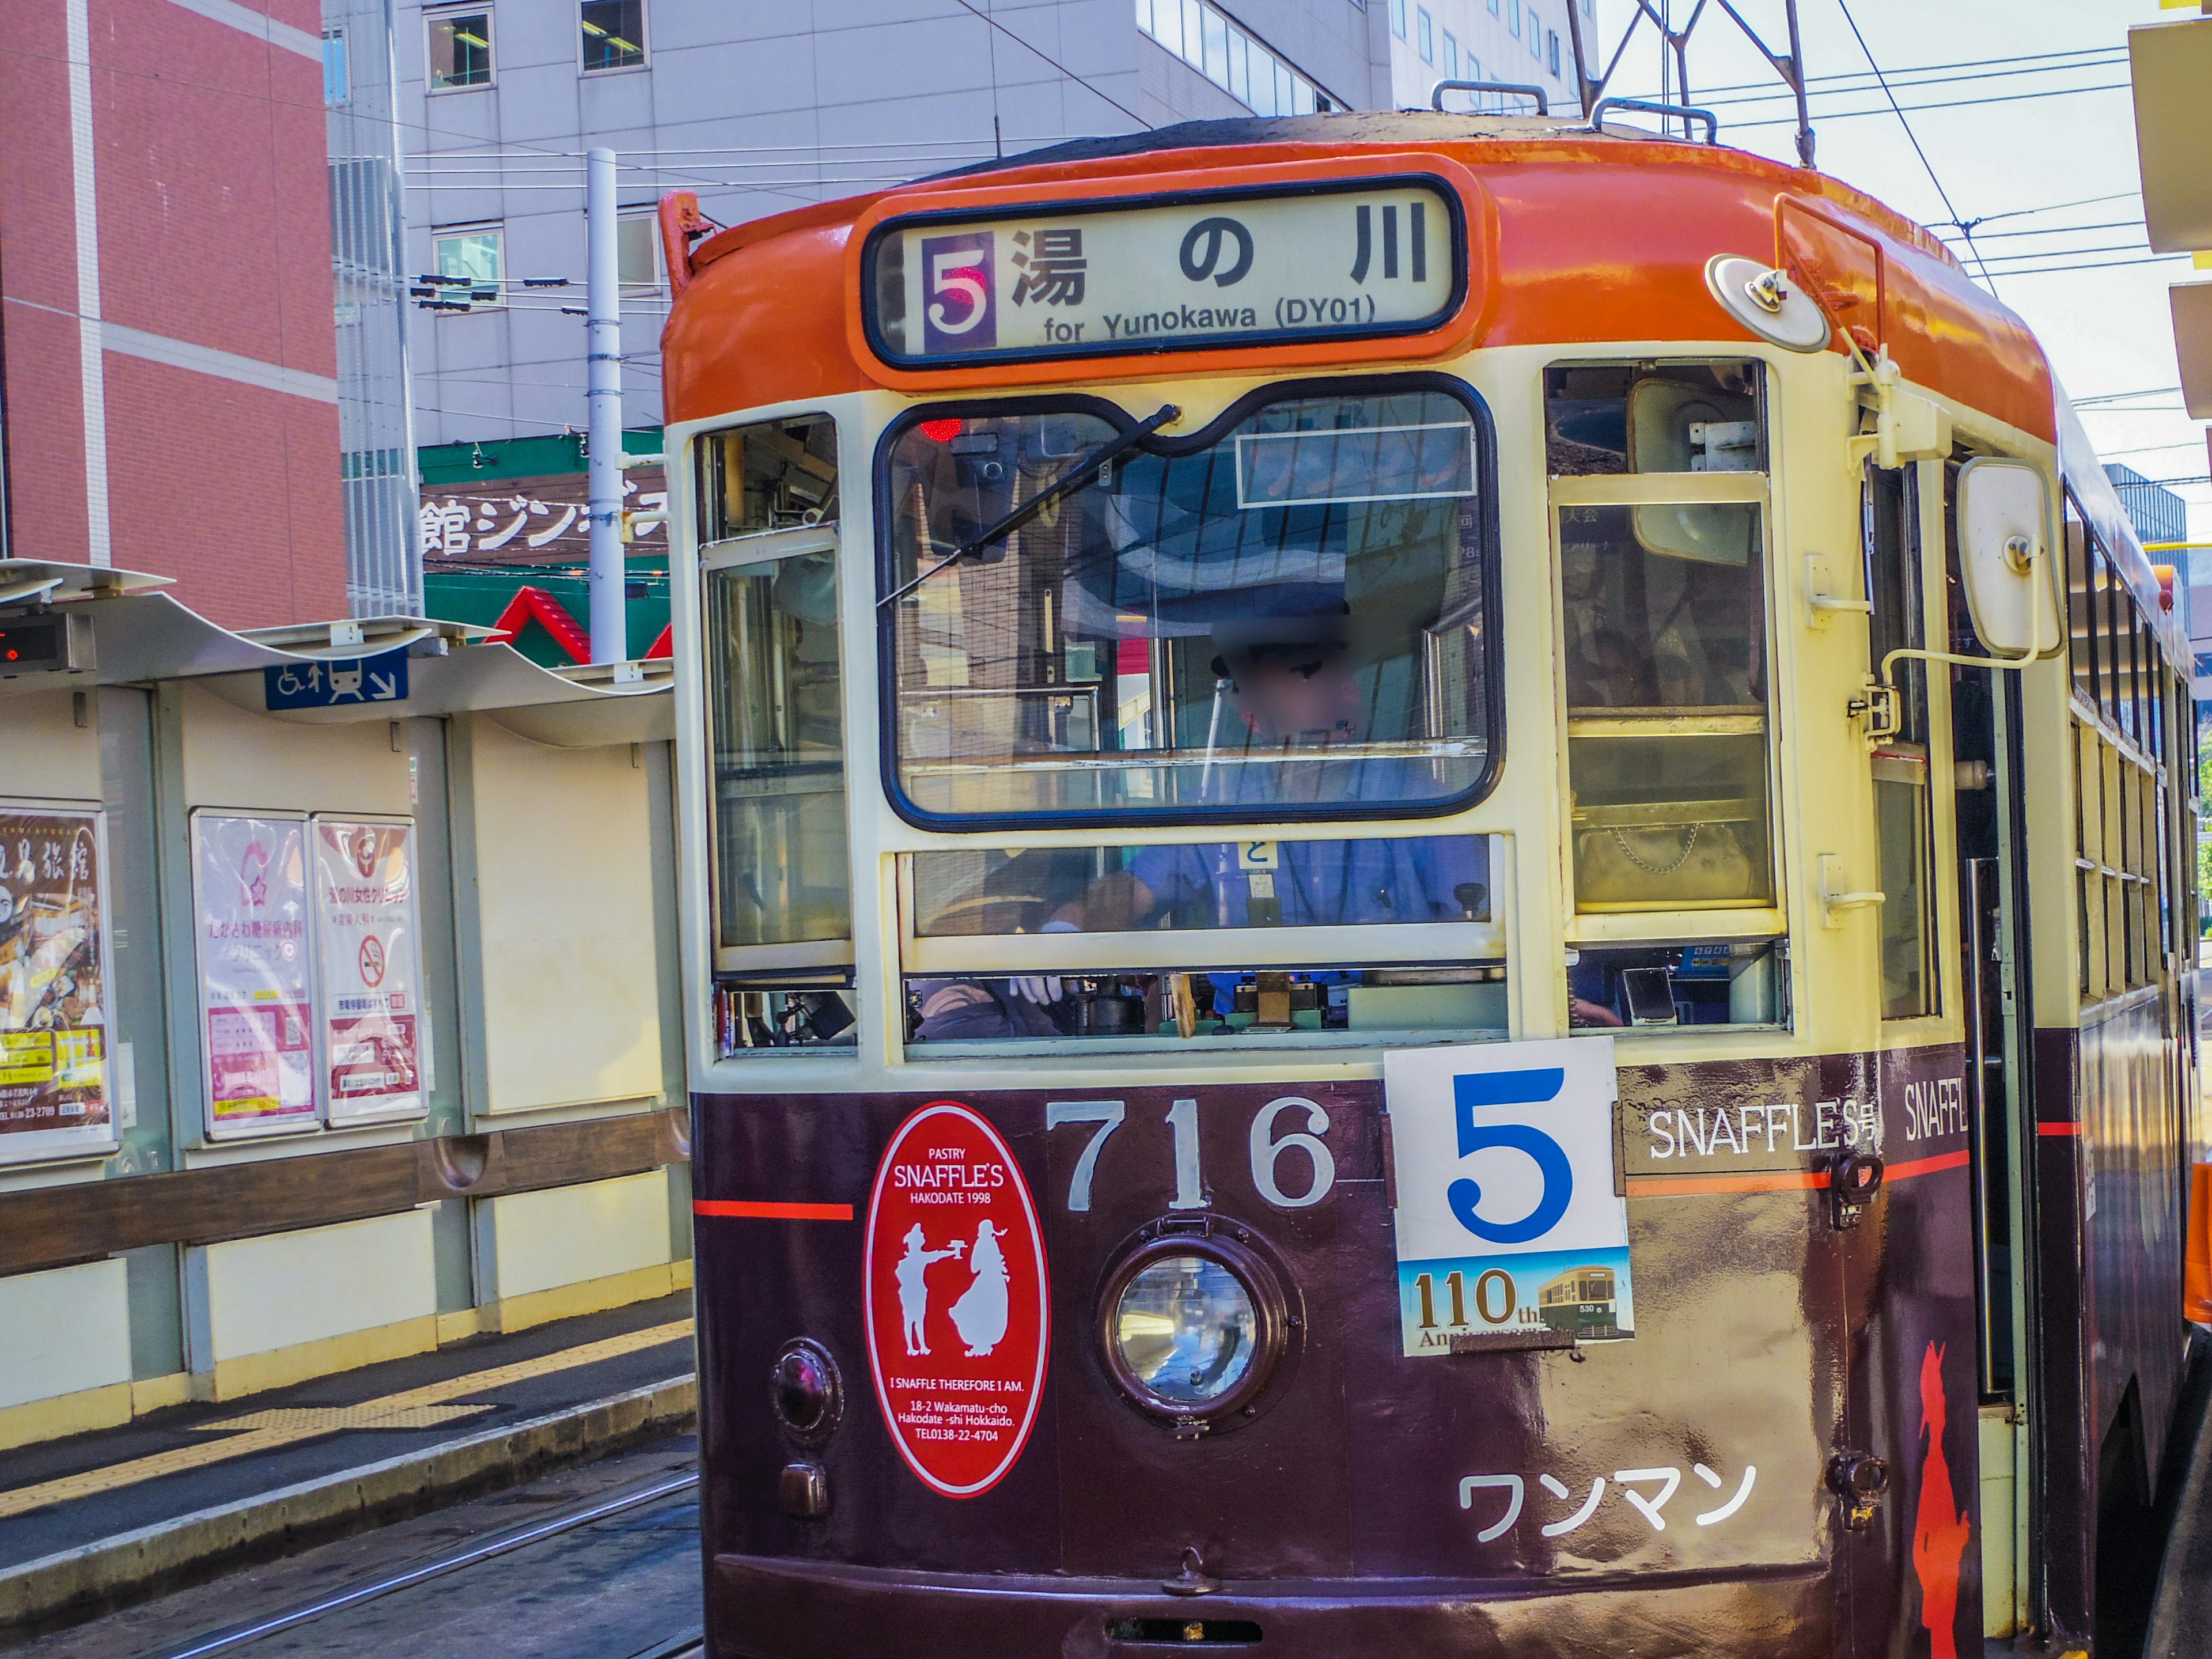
[{"left": 1592, "top": 0, "right": 2206, "bottom": 546}]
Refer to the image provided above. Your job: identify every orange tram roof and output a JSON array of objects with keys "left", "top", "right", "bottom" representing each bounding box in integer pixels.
[{"left": 658, "top": 111, "right": 2180, "bottom": 661}]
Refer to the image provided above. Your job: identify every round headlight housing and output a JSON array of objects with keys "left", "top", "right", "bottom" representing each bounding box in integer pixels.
[
  {"left": 769, "top": 1338, "right": 842, "bottom": 1446},
  {"left": 1097, "top": 1230, "right": 1288, "bottom": 1426}
]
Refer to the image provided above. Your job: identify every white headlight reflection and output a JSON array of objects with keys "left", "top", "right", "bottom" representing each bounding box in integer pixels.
[{"left": 1110, "top": 1254, "right": 1259, "bottom": 1407}]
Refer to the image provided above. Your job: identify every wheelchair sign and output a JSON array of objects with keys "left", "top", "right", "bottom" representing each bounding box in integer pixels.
[
  {"left": 1384, "top": 1037, "right": 1634, "bottom": 1354},
  {"left": 264, "top": 648, "right": 409, "bottom": 712}
]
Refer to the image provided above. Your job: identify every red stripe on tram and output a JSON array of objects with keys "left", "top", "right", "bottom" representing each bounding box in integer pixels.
[
  {"left": 693, "top": 1200, "right": 855, "bottom": 1221},
  {"left": 1883, "top": 1149, "right": 1972, "bottom": 1181},
  {"left": 2036, "top": 1121, "right": 2084, "bottom": 1138},
  {"left": 1626, "top": 1171, "right": 1828, "bottom": 1197},
  {"left": 1628, "top": 1147, "right": 1971, "bottom": 1199}
]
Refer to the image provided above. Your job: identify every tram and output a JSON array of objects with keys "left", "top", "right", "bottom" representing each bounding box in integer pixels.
[{"left": 658, "top": 107, "right": 2202, "bottom": 1658}]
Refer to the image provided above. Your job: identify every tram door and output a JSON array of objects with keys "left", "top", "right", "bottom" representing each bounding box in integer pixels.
[{"left": 1838, "top": 461, "right": 2021, "bottom": 1657}]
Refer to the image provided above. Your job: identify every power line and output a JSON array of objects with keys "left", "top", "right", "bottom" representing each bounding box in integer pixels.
[
  {"left": 1932, "top": 190, "right": 2142, "bottom": 231},
  {"left": 1931, "top": 218, "right": 2143, "bottom": 242},
  {"left": 1692, "top": 50, "right": 2126, "bottom": 110},
  {"left": 1686, "top": 43, "right": 2127, "bottom": 99},
  {"left": 944, "top": 0, "right": 1150, "bottom": 131},
  {"left": 1978, "top": 254, "right": 2191, "bottom": 278},
  {"left": 1832, "top": 0, "right": 1997, "bottom": 295},
  {"left": 2074, "top": 386, "right": 2184, "bottom": 406},
  {"left": 1729, "top": 79, "right": 2130, "bottom": 132},
  {"left": 1957, "top": 242, "right": 2154, "bottom": 266}
]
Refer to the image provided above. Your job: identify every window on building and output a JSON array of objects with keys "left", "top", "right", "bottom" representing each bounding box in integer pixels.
[
  {"left": 1549, "top": 29, "right": 1560, "bottom": 75},
  {"left": 1509, "top": 0, "right": 1521, "bottom": 36},
  {"left": 618, "top": 214, "right": 660, "bottom": 292},
  {"left": 1391, "top": 0, "right": 1407, "bottom": 39},
  {"left": 580, "top": 0, "right": 645, "bottom": 71},
  {"left": 1528, "top": 9, "right": 1543, "bottom": 58},
  {"left": 426, "top": 8, "right": 493, "bottom": 90},
  {"left": 1488, "top": 0, "right": 1501, "bottom": 14},
  {"left": 323, "top": 28, "right": 347, "bottom": 106},
  {"left": 1137, "top": 0, "right": 1334, "bottom": 115},
  {"left": 1582, "top": 0, "right": 1594, "bottom": 14},
  {"left": 431, "top": 224, "right": 503, "bottom": 308},
  {"left": 1418, "top": 7, "right": 1433, "bottom": 61},
  {"left": 1444, "top": 32, "right": 1457, "bottom": 78}
]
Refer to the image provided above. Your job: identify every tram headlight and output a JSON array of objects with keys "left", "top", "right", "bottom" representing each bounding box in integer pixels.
[
  {"left": 1097, "top": 1232, "right": 1289, "bottom": 1424},
  {"left": 770, "top": 1338, "right": 842, "bottom": 1446}
]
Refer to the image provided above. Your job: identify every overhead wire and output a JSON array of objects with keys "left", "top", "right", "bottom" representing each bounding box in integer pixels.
[
  {"left": 1691, "top": 50, "right": 2126, "bottom": 110},
  {"left": 1831, "top": 0, "right": 1998, "bottom": 295},
  {"left": 1684, "top": 43, "right": 2127, "bottom": 99},
  {"left": 943, "top": 0, "right": 1150, "bottom": 130},
  {"left": 1728, "top": 79, "right": 2130, "bottom": 132}
]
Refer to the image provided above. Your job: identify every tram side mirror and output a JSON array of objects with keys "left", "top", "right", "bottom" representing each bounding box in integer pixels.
[{"left": 1955, "top": 457, "right": 2060, "bottom": 661}]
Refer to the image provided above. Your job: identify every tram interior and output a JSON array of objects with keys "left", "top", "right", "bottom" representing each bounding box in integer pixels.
[{"left": 882, "top": 385, "right": 1509, "bottom": 1046}]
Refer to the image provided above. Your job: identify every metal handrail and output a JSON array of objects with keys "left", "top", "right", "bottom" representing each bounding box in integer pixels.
[
  {"left": 1589, "top": 96, "right": 1719, "bottom": 143},
  {"left": 1429, "top": 78, "right": 1550, "bottom": 115}
]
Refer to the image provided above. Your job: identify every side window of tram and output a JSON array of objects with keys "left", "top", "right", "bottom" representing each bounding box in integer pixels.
[
  {"left": 699, "top": 414, "right": 856, "bottom": 1052},
  {"left": 2068, "top": 518, "right": 2168, "bottom": 1005},
  {"left": 1866, "top": 464, "right": 1936, "bottom": 1020},
  {"left": 700, "top": 415, "right": 838, "bottom": 540},
  {"left": 1546, "top": 362, "right": 1774, "bottom": 917}
]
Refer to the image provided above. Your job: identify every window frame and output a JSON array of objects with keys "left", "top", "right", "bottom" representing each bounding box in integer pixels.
[
  {"left": 424, "top": 4, "right": 495, "bottom": 93},
  {"left": 700, "top": 519, "right": 854, "bottom": 978},
  {"left": 616, "top": 211, "right": 662, "bottom": 294},
  {"left": 1418, "top": 6, "right": 1433, "bottom": 62},
  {"left": 871, "top": 371, "right": 1508, "bottom": 835},
  {"left": 323, "top": 26, "right": 348, "bottom": 107},
  {"left": 429, "top": 222, "right": 506, "bottom": 309},
  {"left": 1391, "top": 0, "right": 1407, "bottom": 40},
  {"left": 1544, "top": 356, "right": 1786, "bottom": 946},
  {"left": 578, "top": 0, "right": 649, "bottom": 74}
]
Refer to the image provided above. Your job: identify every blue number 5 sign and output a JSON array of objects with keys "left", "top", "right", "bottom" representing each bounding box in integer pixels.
[
  {"left": 1385, "top": 1037, "right": 1634, "bottom": 1358},
  {"left": 1450, "top": 1069, "right": 1573, "bottom": 1245}
]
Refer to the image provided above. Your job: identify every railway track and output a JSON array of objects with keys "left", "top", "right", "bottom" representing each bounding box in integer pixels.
[{"left": 135, "top": 1470, "right": 703, "bottom": 1659}]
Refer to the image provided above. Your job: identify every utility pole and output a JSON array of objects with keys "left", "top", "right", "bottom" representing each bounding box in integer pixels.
[{"left": 585, "top": 146, "right": 624, "bottom": 665}]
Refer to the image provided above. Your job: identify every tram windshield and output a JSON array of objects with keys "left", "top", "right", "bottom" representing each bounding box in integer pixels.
[{"left": 881, "top": 383, "right": 1495, "bottom": 824}]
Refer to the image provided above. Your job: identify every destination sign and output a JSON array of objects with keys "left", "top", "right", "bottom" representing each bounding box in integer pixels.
[{"left": 863, "top": 178, "right": 1463, "bottom": 366}]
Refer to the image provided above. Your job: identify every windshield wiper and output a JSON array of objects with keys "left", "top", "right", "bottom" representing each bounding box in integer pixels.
[{"left": 878, "top": 404, "right": 1180, "bottom": 609}]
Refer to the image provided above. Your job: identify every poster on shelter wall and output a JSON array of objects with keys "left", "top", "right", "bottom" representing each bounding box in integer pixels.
[
  {"left": 311, "top": 818, "right": 425, "bottom": 1124},
  {"left": 192, "top": 813, "right": 317, "bottom": 1137},
  {"left": 0, "top": 802, "right": 113, "bottom": 1162}
]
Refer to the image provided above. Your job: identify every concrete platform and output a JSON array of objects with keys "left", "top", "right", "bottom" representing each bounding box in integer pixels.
[{"left": 0, "top": 1291, "right": 695, "bottom": 1635}]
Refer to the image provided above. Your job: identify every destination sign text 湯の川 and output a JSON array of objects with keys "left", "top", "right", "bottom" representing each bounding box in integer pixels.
[{"left": 866, "top": 180, "right": 1463, "bottom": 365}]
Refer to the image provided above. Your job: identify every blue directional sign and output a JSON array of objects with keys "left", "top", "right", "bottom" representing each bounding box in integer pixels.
[{"left": 263, "top": 648, "right": 409, "bottom": 712}]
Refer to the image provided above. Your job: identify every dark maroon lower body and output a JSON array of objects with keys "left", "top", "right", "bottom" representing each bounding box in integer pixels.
[{"left": 706, "top": 1555, "right": 1831, "bottom": 1658}]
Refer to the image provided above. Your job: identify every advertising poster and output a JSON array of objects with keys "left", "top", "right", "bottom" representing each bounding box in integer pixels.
[
  {"left": 0, "top": 802, "right": 113, "bottom": 1162},
  {"left": 192, "top": 813, "right": 317, "bottom": 1136},
  {"left": 862, "top": 1101, "right": 1051, "bottom": 1498},
  {"left": 1385, "top": 1036, "right": 1635, "bottom": 1356},
  {"left": 311, "top": 818, "right": 425, "bottom": 1124}
]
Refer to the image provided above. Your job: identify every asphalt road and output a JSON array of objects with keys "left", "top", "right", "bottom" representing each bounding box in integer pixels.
[{"left": 10, "top": 1437, "right": 702, "bottom": 1659}]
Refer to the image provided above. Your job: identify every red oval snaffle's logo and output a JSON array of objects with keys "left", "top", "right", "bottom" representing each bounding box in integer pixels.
[{"left": 863, "top": 1100, "right": 1049, "bottom": 1498}]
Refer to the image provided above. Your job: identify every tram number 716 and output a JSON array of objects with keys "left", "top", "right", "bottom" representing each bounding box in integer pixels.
[{"left": 1046, "top": 1097, "right": 1336, "bottom": 1214}]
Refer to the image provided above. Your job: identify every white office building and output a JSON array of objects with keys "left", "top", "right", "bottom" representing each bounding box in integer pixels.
[{"left": 391, "top": 0, "right": 1592, "bottom": 446}]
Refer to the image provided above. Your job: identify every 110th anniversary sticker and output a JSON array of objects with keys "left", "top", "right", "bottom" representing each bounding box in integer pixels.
[{"left": 863, "top": 1100, "right": 1050, "bottom": 1497}]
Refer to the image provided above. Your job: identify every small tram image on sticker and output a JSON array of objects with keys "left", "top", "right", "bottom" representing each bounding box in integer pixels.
[{"left": 862, "top": 176, "right": 1468, "bottom": 369}]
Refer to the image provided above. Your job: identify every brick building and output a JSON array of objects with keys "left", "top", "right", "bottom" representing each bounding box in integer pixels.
[{"left": 0, "top": 0, "right": 348, "bottom": 627}]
